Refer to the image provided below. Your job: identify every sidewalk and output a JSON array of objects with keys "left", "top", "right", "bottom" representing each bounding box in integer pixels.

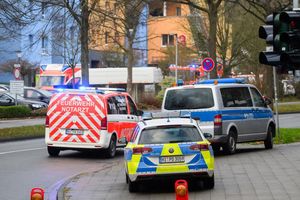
[
  {"left": 0, "top": 117, "right": 45, "bottom": 129},
  {"left": 57, "top": 143, "right": 300, "bottom": 200}
]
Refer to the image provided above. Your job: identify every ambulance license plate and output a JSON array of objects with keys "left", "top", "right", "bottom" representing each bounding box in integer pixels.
[
  {"left": 159, "top": 156, "right": 184, "bottom": 164},
  {"left": 66, "top": 129, "right": 83, "bottom": 135}
]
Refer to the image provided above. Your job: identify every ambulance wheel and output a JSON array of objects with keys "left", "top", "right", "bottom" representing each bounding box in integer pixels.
[
  {"left": 223, "top": 130, "right": 237, "bottom": 155},
  {"left": 128, "top": 179, "right": 138, "bottom": 193},
  {"left": 47, "top": 146, "right": 60, "bottom": 157},
  {"left": 105, "top": 135, "right": 116, "bottom": 158},
  {"left": 203, "top": 175, "right": 214, "bottom": 190},
  {"left": 264, "top": 126, "right": 274, "bottom": 149}
]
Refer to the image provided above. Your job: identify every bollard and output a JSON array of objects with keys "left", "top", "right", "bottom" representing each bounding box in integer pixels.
[
  {"left": 31, "top": 188, "right": 44, "bottom": 200},
  {"left": 175, "top": 179, "right": 188, "bottom": 200}
]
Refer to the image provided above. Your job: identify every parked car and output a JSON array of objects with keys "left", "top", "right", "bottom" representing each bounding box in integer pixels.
[
  {"left": 0, "top": 91, "right": 48, "bottom": 110},
  {"left": 22, "top": 87, "right": 52, "bottom": 104},
  {"left": 124, "top": 112, "right": 214, "bottom": 192},
  {"left": 0, "top": 84, "right": 9, "bottom": 91},
  {"left": 162, "top": 78, "right": 275, "bottom": 154}
]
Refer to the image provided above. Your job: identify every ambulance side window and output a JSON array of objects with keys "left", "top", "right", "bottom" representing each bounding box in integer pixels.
[
  {"left": 127, "top": 96, "right": 137, "bottom": 115},
  {"left": 107, "top": 97, "right": 118, "bottom": 114},
  {"left": 115, "top": 95, "right": 128, "bottom": 114}
]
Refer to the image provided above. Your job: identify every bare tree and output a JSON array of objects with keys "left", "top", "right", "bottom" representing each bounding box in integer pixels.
[{"left": 91, "top": 0, "right": 147, "bottom": 95}]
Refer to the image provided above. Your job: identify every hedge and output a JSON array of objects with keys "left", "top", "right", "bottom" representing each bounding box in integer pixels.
[{"left": 0, "top": 106, "right": 47, "bottom": 119}]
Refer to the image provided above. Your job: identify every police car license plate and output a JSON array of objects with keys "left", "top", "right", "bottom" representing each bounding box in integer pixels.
[
  {"left": 66, "top": 129, "right": 83, "bottom": 135},
  {"left": 159, "top": 156, "right": 184, "bottom": 164}
]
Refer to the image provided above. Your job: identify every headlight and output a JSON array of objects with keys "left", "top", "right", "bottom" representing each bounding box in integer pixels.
[{"left": 31, "top": 104, "right": 42, "bottom": 108}]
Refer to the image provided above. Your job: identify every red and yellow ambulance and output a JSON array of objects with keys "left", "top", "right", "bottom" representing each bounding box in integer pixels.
[{"left": 45, "top": 88, "right": 143, "bottom": 158}]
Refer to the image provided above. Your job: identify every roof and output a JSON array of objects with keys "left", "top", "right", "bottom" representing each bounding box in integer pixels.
[{"left": 138, "top": 117, "right": 199, "bottom": 130}]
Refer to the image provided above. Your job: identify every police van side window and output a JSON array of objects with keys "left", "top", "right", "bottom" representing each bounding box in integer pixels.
[
  {"left": 250, "top": 88, "right": 266, "bottom": 107},
  {"left": 127, "top": 96, "right": 137, "bottom": 115},
  {"left": 221, "top": 87, "right": 253, "bottom": 107},
  {"left": 107, "top": 96, "right": 128, "bottom": 114}
]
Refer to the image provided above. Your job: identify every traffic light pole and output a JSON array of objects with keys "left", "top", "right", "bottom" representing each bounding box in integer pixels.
[{"left": 273, "top": 66, "right": 280, "bottom": 138}]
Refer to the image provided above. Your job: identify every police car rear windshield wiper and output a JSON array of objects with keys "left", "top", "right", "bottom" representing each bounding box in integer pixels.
[{"left": 169, "top": 140, "right": 192, "bottom": 143}]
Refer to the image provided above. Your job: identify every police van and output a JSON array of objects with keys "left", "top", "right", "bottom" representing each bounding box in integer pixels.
[
  {"left": 161, "top": 78, "right": 275, "bottom": 154},
  {"left": 45, "top": 87, "right": 143, "bottom": 158}
]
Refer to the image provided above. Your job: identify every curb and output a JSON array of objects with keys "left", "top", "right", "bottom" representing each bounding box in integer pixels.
[{"left": 56, "top": 163, "right": 118, "bottom": 200}]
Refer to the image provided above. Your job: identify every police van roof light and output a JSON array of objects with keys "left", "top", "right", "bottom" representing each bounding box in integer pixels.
[{"left": 196, "top": 78, "right": 246, "bottom": 84}]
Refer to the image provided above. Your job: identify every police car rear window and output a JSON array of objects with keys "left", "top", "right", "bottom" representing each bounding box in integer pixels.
[
  {"left": 164, "top": 88, "right": 214, "bottom": 110},
  {"left": 138, "top": 125, "right": 202, "bottom": 144}
]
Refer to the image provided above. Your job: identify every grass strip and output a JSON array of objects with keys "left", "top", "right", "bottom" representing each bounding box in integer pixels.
[
  {"left": 274, "top": 128, "right": 300, "bottom": 144},
  {"left": 0, "top": 125, "right": 45, "bottom": 141},
  {"left": 278, "top": 104, "right": 300, "bottom": 113}
]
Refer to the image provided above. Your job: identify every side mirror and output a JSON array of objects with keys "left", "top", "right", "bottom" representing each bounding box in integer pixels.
[
  {"left": 263, "top": 96, "right": 272, "bottom": 105},
  {"left": 119, "top": 137, "right": 128, "bottom": 144},
  {"left": 136, "top": 110, "right": 144, "bottom": 116},
  {"left": 203, "top": 132, "right": 213, "bottom": 139}
]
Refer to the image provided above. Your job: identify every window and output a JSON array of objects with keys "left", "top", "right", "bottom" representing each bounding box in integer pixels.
[
  {"left": 115, "top": 32, "right": 119, "bottom": 43},
  {"left": 138, "top": 125, "right": 202, "bottom": 144},
  {"left": 250, "top": 88, "right": 266, "bottom": 107},
  {"left": 105, "top": 32, "right": 108, "bottom": 44},
  {"left": 164, "top": 88, "right": 214, "bottom": 110},
  {"left": 221, "top": 87, "right": 253, "bottom": 107},
  {"left": 162, "top": 34, "right": 175, "bottom": 46},
  {"left": 107, "top": 96, "right": 128, "bottom": 114},
  {"left": 42, "top": 36, "right": 48, "bottom": 49},
  {"left": 29, "top": 34, "right": 33, "bottom": 49},
  {"left": 176, "top": 7, "right": 181, "bottom": 16},
  {"left": 127, "top": 96, "right": 137, "bottom": 115},
  {"left": 26, "top": 90, "right": 41, "bottom": 98}
]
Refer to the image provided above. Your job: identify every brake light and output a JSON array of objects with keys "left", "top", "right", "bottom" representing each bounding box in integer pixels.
[
  {"left": 189, "top": 144, "right": 209, "bottom": 151},
  {"left": 214, "top": 114, "right": 222, "bottom": 127},
  {"left": 132, "top": 147, "right": 153, "bottom": 154},
  {"left": 101, "top": 117, "right": 107, "bottom": 130},
  {"left": 45, "top": 115, "right": 49, "bottom": 127}
]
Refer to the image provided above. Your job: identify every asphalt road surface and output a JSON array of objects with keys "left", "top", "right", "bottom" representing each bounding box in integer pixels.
[{"left": 0, "top": 138, "right": 120, "bottom": 200}]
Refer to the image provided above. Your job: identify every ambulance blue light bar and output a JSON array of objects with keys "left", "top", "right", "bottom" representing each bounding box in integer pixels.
[{"left": 196, "top": 78, "right": 246, "bottom": 85}]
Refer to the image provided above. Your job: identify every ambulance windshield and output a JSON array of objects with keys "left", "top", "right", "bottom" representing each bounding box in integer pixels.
[{"left": 40, "top": 76, "right": 64, "bottom": 86}]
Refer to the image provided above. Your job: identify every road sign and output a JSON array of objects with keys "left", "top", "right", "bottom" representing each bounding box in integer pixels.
[
  {"left": 202, "top": 57, "right": 215, "bottom": 72},
  {"left": 10, "top": 80, "right": 24, "bottom": 95},
  {"left": 13, "top": 64, "right": 21, "bottom": 80}
]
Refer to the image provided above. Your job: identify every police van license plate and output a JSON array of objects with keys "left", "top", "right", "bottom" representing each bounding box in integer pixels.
[
  {"left": 66, "top": 129, "right": 83, "bottom": 135},
  {"left": 159, "top": 156, "right": 184, "bottom": 164}
]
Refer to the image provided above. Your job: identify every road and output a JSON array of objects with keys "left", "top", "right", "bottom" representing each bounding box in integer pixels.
[
  {"left": 0, "top": 113, "right": 300, "bottom": 129},
  {"left": 0, "top": 138, "right": 120, "bottom": 200}
]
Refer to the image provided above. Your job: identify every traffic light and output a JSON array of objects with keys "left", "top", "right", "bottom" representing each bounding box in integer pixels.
[
  {"left": 259, "top": 11, "right": 300, "bottom": 69},
  {"left": 259, "top": 14, "right": 281, "bottom": 66},
  {"left": 279, "top": 11, "right": 300, "bottom": 68}
]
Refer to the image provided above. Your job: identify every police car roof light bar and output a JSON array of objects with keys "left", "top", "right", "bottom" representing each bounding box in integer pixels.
[{"left": 196, "top": 78, "right": 246, "bottom": 85}]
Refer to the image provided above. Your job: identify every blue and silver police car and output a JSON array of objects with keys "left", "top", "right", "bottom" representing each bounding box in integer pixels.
[{"left": 162, "top": 78, "right": 275, "bottom": 154}]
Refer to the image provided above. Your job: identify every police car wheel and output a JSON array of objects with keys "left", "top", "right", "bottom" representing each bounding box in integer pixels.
[
  {"left": 203, "top": 175, "right": 214, "bottom": 189},
  {"left": 223, "top": 131, "right": 236, "bottom": 155},
  {"left": 264, "top": 126, "right": 273, "bottom": 149},
  {"left": 47, "top": 146, "right": 60, "bottom": 157},
  {"left": 128, "top": 179, "right": 138, "bottom": 193},
  {"left": 105, "top": 135, "right": 116, "bottom": 158}
]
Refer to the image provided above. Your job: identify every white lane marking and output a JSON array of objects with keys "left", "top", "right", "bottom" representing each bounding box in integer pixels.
[{"left": 0, "top": 147, "right": 45, "bottom": 155}]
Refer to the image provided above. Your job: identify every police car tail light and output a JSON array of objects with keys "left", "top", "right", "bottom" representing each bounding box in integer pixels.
[
  {"left": 214, "top": 114, "right": 222, "bottom": 127},
  {"left": 132, "top": 147, "right": 153, "bottom": 154},
  {"left": 45, "top": 115, "right": 49, "bottom": 127},
  {"left": 189, "top": 144, "right": 209, "bottom": 151},
  {"left": 101, "top": 117, "right": 107, "bottom": 130}
]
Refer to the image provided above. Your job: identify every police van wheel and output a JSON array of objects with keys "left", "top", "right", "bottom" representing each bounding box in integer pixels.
[
  {"left": 264, "top": 126, "right": 273, "bottom": 149},
  {"left": 223, "top": 131, "right": 236, "bottom": 155},
  {"left": 47, "top": 146, "right": 60, "bottom": 157},
  {"left": 128, "top": 179, "right": 138, "bottom": 193},
  {"left": 105, "top": 135, "right": 116, "bottom": 158},
  {"left": 203, "top": 174, "right": 214, "bottom": 189}
]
